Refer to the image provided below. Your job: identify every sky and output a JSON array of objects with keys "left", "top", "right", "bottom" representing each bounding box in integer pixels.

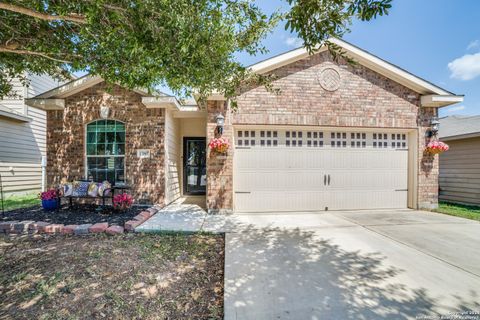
[{"left": 234, "top": 0, "right": 480, "bottom": 117}]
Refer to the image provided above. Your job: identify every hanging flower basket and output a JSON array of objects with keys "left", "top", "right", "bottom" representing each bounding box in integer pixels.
[
  {"left": 425, "top": 140, "right": 449, "bottom": 154},
  {"left": 208, "top": 137, "right": 230, "bottom": 154}
]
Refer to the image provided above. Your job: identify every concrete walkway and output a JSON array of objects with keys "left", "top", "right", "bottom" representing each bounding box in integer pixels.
[{"left": 137, "top": 205, "right": 480, "bottom": 319}]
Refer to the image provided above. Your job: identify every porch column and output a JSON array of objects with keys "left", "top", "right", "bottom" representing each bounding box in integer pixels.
[{"left": 206, "top": 100, "right": 234, "bottom": 214}]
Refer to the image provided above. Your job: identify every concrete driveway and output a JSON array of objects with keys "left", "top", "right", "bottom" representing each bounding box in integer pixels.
[{"left": 224, "top": 209, "right": 480, "bottom": 320}]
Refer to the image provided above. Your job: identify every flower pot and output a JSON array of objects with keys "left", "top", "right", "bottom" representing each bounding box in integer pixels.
[{"left": 42, "top": 199, "right": 59, "bottom": 211}]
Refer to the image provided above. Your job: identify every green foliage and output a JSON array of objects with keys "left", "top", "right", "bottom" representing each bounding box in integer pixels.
[
  {"left": 435, "top": 202, "right": 480, "bottom": 222},
  {"left": 0, "top": 0, "right": 392, "bottom": 100},
  {"left": 2, "top": 193, "right": 40, "bottom": 211},
  {"left": 285, "top": 0, "right": 392, "bottom": 53}
]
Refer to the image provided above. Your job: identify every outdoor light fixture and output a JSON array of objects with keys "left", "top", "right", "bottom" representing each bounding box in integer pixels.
[
  {"left": 426, "top": 117, "right": 440, "bottom": 138},
  {"left": 216, "top": 114, "right": 225, "bottom": 135}
]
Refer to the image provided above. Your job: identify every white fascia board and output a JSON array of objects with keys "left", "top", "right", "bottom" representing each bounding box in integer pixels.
[
  {"left": 420, "top": 95, "right": 464, "bottom": 107},
  {"left": 328, "top": 38, "right": 452, "bottom": 95},
  {"left": 36, "top": 75, "right": 103, "bottom": 98},
  {"left": 249, "top": 46, "right": 327, "bottom": 74},
  {"left": 25, "top": 98, "right": 65, "bottom": 110},
  {"left": 142, "top": 96, "right": 181, "bottom": 109},
  {"left": 441, "top": 132, "right": 480, "bottom": 141}
]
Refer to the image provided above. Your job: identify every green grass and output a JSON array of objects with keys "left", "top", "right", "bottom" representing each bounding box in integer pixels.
[
  {"left": 435, "top": 202, "right": 480, "bottom": 221},
  {"left": 1, "top": 193, "right": 40, "bottom": 211}
]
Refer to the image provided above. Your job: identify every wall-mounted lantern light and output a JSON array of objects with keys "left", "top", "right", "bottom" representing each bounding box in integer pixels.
[
  {"left": 426, "top": 117, "right": 440, "bottom": 138},
  {"left": 216, "top": 114, "right": 225, "bottom": 135}
]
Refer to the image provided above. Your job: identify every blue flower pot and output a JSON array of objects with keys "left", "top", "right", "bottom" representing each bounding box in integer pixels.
[{"left": 42, "top": 199, "right": 59, "bottom": 211}]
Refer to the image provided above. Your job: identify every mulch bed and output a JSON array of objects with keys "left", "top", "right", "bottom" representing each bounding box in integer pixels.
[
  {"left": 1, "top": 204, "right": 145, "bottom": 226},
  {"left": 0, "top": 233, "right": 224, "bottom": 319}
]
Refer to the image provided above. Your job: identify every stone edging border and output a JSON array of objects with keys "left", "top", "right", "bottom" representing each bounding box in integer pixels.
[{"left": 0, "top": 206, "right": 160, "bottom": 236}]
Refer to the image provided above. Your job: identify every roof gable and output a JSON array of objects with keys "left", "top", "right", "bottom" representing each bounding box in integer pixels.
[{"left": 248, "top": 38, "right": 458, "bottom": 97}]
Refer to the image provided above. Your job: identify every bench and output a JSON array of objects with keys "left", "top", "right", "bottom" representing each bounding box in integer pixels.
[{"left": 59, "top": 181, "right": 114, "bottom": 208}]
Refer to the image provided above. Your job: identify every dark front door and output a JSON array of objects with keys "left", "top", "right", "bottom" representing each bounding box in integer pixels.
[{"left": 183, "top": 137, "right": 206, "bottom": 195}]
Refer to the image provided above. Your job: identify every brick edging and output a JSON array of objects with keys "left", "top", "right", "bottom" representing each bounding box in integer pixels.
[{"left": 0, "top": 206, "right": 160, "bottom": 236}]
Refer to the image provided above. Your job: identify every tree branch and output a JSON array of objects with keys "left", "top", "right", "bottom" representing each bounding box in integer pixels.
[
  {"left": 0, "top": 2, "right": 86, "bottom": 24},
  {"left": 0, "top": 46, "right": 72, "bottom": 63}
]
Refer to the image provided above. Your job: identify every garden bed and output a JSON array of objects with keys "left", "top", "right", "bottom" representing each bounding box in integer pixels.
[
  {"left": 1, "top": 204, "right": 144, "bottom": 226},
  {"left": 0, "top": 233, "right": 224, "bottom": 319}
]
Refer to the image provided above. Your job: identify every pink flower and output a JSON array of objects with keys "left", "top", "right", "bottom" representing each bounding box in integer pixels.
[
  {"left": 209, "top": 137, "right": 230, "bottom": 153},
  {"left": 426, "top": 140, "right": 449, "bottom": 154}
]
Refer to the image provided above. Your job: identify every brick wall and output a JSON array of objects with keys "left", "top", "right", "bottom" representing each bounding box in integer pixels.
[
  {"left": 206, "top": 100, "right": 234, "bottom": 214},
  {"left": 207, "top": 50, "right": 438, "bottom": 211},
  {"left": 46, "top": 82, "right": 165, "bottom": 205}
]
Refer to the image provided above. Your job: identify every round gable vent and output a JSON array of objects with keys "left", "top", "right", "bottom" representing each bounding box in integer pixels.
[{"left": 318, "top": 67, "right": 341, "bottom": 91}]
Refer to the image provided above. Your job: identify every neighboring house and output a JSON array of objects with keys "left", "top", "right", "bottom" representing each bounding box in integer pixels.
[
  {"left": 26, "top": 39, "right": 463, "bottom": 213},
  {"left": 0, "top": 74, "right": 66, "bottom": 196},
  {"left": 439, "top": 115, "right": 480, "bottom": 205}
]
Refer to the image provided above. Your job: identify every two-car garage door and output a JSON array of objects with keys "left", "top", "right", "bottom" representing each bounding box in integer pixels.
[{"left": 234, "top": 129, "right": 409, "bottom": 212}]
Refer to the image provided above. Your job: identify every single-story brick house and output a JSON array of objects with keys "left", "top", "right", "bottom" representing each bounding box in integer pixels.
[
  {"left": 438, "top": 115, "right": 480, "bottom": 206},
  {"left": 26, "top": 39, "right": 463, "bottom": 213}
]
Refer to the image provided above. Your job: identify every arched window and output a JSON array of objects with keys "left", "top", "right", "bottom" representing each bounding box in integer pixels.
[{"left": 86, "top": 120, "right": 125, "bottom": 184}]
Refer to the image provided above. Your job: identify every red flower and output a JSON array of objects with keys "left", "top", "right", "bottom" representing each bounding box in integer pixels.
[
  {"left": 113, "top": 193, "right": 134, "bottom": 210},
  {"left": 39, "top": 189, "right": 59, "bottom": 200}
]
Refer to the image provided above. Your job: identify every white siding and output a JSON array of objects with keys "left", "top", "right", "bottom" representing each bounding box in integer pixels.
[
  {"left": 439, "top": 137, "right": 480, "bottom": 205},
  {"left": 26, "top": 73, "right": 63, "bottom": 98},
  {"left": 0, "top": 74, "right": 64, "bottom": 195},
  {"left": 164, "top": 109, "right": 181, "bottom": 204},
  {"left": 1, "top": 77, "right": 26, "bottom": 114}
]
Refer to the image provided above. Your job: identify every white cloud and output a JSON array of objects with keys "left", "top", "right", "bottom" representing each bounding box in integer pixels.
[
  {"left": 446, "top": 105, "right": 466, "bottom": 113},
  {"left": 467, "top": 40, "right": 479, "bottom": 50},
  {"left": 284, "top": 37, "right": 303, "bottom": 48},
  {"left": 448, "top": 52, "right": 480, "bottom": 80}
]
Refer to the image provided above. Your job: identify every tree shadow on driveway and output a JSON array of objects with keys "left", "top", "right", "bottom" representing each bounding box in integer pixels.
[{"left": 224, "top": 226, "right": 480, "bottom": 320}]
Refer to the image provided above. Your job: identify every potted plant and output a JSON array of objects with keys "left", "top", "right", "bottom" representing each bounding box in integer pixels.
[
  {"left": 208, "top": 137, "right": 230, "bottom": 154},
  {"left": 39, "top": 189, "right": 60, "bottom": 211},
  {"left": 113, "top": 193, "right": 134, "bottom": 211},
  {"left": 425, "top": 140, "right": 449, "bottom": 154}
]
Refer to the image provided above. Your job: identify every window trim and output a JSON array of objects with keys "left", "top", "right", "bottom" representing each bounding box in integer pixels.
[{"left": 84, "top": 119, "right": 126, "bottom": 184}]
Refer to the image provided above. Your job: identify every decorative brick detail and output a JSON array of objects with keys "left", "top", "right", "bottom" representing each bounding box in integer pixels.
[
  {"left": 106, "top": 225, "right": 124, "bottom": 235},
  {"left": 89, "top": 222, "right": 109, "bottom": 233},
  {"left": 206, "top": 51, "right": 439, "bottom": 211},
  {"left": 46, "top": 82, "right": 166, "bottom": 205}
]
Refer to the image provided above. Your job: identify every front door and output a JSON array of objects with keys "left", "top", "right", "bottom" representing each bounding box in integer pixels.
[{"left": 183, "top": 137, "right": 206, "bottom": 195}]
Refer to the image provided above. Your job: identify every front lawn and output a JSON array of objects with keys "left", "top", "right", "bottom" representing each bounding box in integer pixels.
[
  {"left": 0, "top": 233, "right": 224, "bottom": 319},
  {"left": 1, "top": 193, "right": 40, "bottom": 212},
  {"left": 435, "top": 201, "right": 480, "bottom": 222}
]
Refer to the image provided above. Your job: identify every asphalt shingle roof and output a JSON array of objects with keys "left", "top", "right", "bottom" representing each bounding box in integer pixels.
[{"left": 439, "top": 115, "right": 480, "bottom": 139}]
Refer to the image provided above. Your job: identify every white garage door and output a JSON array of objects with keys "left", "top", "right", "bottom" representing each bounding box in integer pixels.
[{"left": 234, "top": 129, "right": 409, "bottom": 212}]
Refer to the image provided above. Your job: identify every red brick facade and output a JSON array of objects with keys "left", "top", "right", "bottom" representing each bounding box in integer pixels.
[
  {"left": 46, "top": 83, "right": 165, "bottom": 204},
  {"left": 206, "top": 51, "right": 439, "bottom": 211}
]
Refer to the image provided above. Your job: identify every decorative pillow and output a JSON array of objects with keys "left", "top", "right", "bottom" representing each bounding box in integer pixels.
[
  {"left": 63, "top": 183, "right": 73, "bottom": 196},
  {"left": 98, "top": 181, "right": 112, "bottom": 197},
  {"left": 72, "top": 180, "right": 89, "bottom": 197},
  {"left": 87, "top": 182, "right": 99, "bottom": 197}
]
